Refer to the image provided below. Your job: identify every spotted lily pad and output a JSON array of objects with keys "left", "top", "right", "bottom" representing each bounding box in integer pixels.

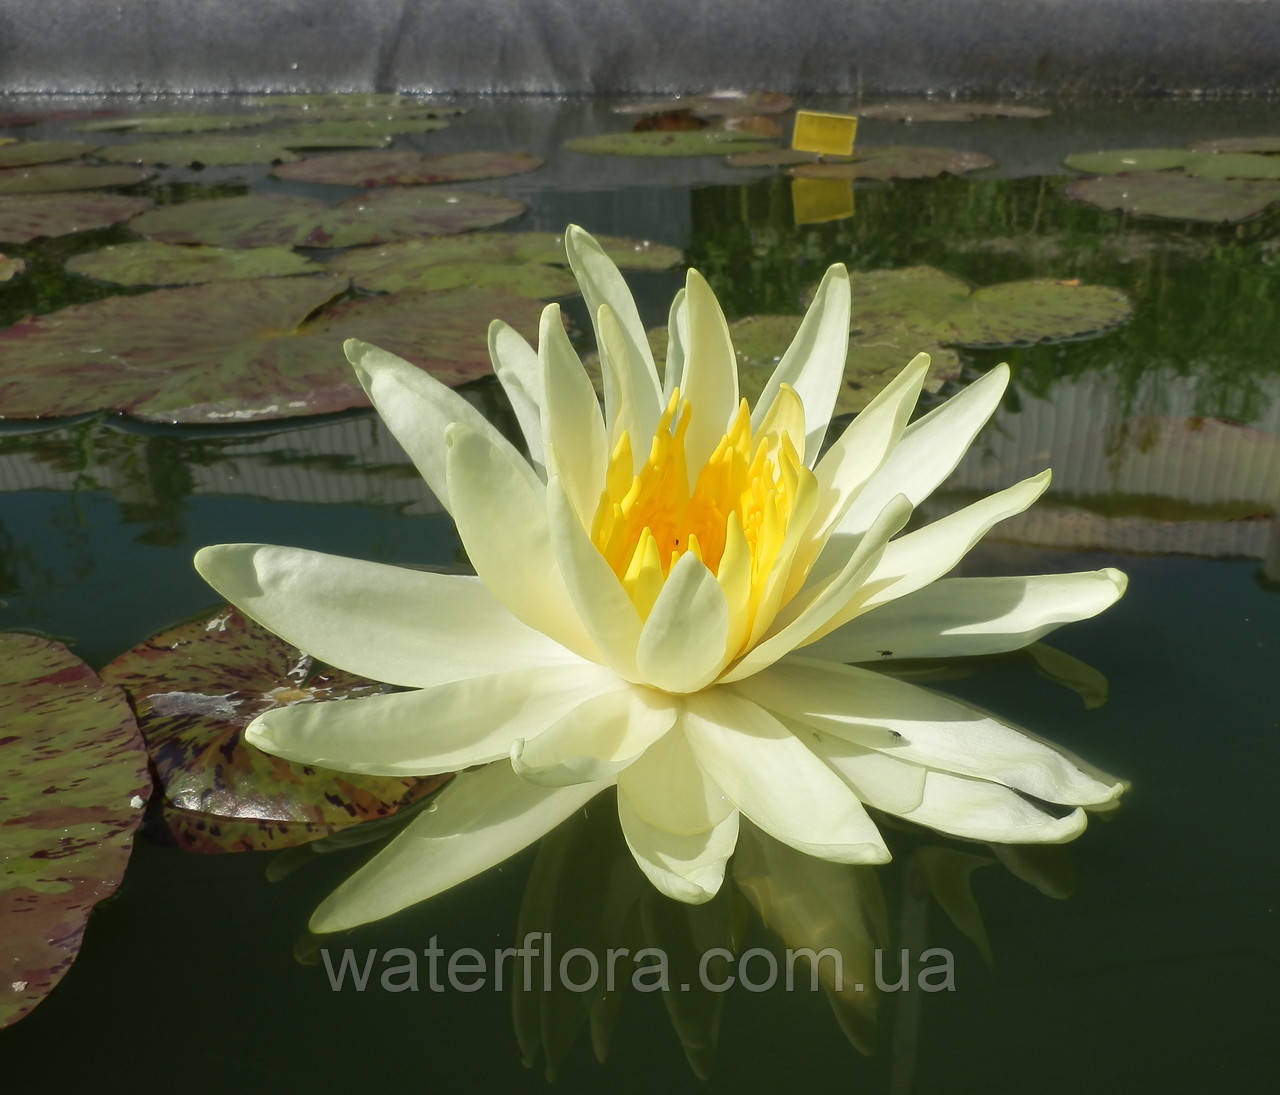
[
  {"left": 612, "top": 91, "right": 794, "bottom": 117},
  {"left": 65, "top": 241, "right": 322, "bottom": 286},
  {"left": 1064, "top": 173, "right": 1280, "bottom": 223},
  {"left": 271, "top": 149, "right": 542, "bottom": 186},
  {"left": 855, "top": 101, "right": 1049, "bottom": 123},
  {"left": 0, "top": 163, "right": 153, "bottom": 194},
  {"left": 0, "top": 141, "right": 98, "bottom": 168},
  {"left": 563, "top": 130, "right": 778, "bottom": 157},
  {"left": 790, "top": 145, "right": 995, "bottom": 180},
  {"left": 98, "top": 607, "right": 445, "bottom": 854},
  {"left": 98, "top": 135, "right": 301, "bottom": 167},
  {"left": 0, "top": 255, "right": 25, "bottom": 282},
  {"left": 1187, "top": 136, "right": 1280, "bottom": 155},
  {"left": 132, "top": 188, "right": 526, "bottom": 249},
  {"left": 0, "top": 634, "right": 151, "bottom": 1029},
  {"left": 0, "top": 193, "right": 153, "bottom": 244},
  {"left": 1062, "top": 148, "right": 1193, "bottom": 174},
  {"left": 0, "top": 276, "right": 542, "bottom": 422}
]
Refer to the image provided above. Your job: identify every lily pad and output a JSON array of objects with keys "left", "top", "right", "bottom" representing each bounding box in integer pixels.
[
  {"left": 98, "top": 607, "right": 444, "bottom": 854},
  {"left": 98, "top": 135, "right": 300, "bottom": 167},
  {"left": 0, "top": 193, "right": 153, "bottom": 244},
  {"left": 1183, "top": 151, "right": 1280, "bottom": 180},
  {"left": 1187, "top": 136, "right": 1280, "bottom": 155},
  {"left": 0, "top": 163, "right": 153, "bottom": 194},
  {"left": 0, "top": 141, "right": 98, "bottom": 168},
  {"left": 855, "top": 101, "right": 1050, "bottom": 123},
  {"left": 563, "top": 130, "right": 778, "bottom": 157},
  {"left": 0, "top": 255, "right": 25, "bottom": 282},
  {"left": 1064, "top": 173, "right": 1280, "bottom": 223},
  {"left": 77, "top": 112, "right": 296, "bottom": 134},
  {"left": 65, "top": 241, "right": 322, "bottom": 287},
  {"left": 271, "top": 149, "right": 543, "bottom": 187},
  {"left": 1062, "top": 148, "right": 1192, "bottom": 174},
  {"left": 613, "top": 91, "right": 794, "bottom": 117},
  {"left": 725, "top": 148, "right": 843, "bottom": 168},
  {"left": 264, "top": 116, "right": 449, "bottom": 146},
  {"left": 131, "top": 188, "right": 526, "bottom": 249},
  {"left": 790, "top": 145, "right": 995, "bottom": 180},
  {"left": 0, "top": 634, "right": 151, "bottom": 1029},
  {"left": 0, "top": 276, "right": 542, "bottom": 423}
]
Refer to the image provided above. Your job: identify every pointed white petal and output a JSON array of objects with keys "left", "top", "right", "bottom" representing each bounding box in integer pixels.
[
  {"left": 488, "top": 319, "right": 546, "bottom": 479},
  {"left": 806, "top": 569, "right": 1129, "bottom": 662},
  {"left": 681, "top": 688, "right": 890, "bottom": 864},
  {"left": 194, "top": 544, "right": 580, "bottom": 689},
  {"left": 345, "top": 338, "right": 535, "bottom": 514},
  {"left": 246, "top": 660, "right": 623, "bottom": 776},
  {"left": 680, "top": 268, "right": 739, "bottom": 479},
  {"left": 663, "top": 287, "right": 688, "bottom": 400},
  {"left": 617, "top": 788, "right": 739, "bottom": 904},
  {"left": 636, "top": 552, "right": 730, "bottom": 692},
  {"left": 751, "top": 263, "right": 852, "bottom": 464},
  {"left": 310, "top": 763, "right": 608, "bottom": 932},
  {"left": 618, "top": 725, "right": 735, "bottom": 834}
]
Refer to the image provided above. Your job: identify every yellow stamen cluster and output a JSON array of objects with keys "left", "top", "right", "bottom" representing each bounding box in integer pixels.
[{"left": 590, "top": 388, "right": 807, "bottom": 624}]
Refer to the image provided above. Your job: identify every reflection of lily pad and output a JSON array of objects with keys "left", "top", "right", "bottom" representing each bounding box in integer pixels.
[
  {"left": 66, "top": 241, "right": 322, "bottom": 286},
  {"left": 1064, "top": 173, "right": 1280, "bottom": 223},
  {"left": 564, "top": 131, "right": 777, "bottom": 157},
  {"left": 613, "top": 91, "right": 794, "bottom": 117},
  {"left": 790, "top": 145, "right": 995, "bottom": 180},
  {"left": 1187, "top": 136, "right": 1280, "bottom": 155},
  {"left": 855, "top": 101, "right": 1049, "bottom": 123},
  {"left": 98, "top": 135, "right": 300, "bottom": 167},
  {"left": 0, "top": 634, "right": 151, "bottom": 1029},
  {"left": 0, "top": 193, "right": 153, "bottom": 244},
  {"left": 1062, "top": 148, "right": 1191, "bottom": 174},
  {"left": 0, "top": 163, "right": 153, "bottom": 194},
  {"left": 271, "top": 149, "right": 543, "bottom": 186},
  {"left": 0, "top": 255, "right": 25, "bottom": 282},
  {"left": 0, "top": 276, "right": 542, "bottom": 422},
  {"left": 99, "top": 607, "right": 444, "bottom": 854},
  {"left": 132, "top": 189, "right": 526, "bottom": 249},
  {"left": 0, "top": 141, "right": 98, "bottom": 168}
]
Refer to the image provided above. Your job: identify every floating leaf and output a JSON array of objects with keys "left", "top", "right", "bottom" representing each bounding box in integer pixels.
[
  {"left": 0, "top": 163, "right": 153, "bottom": 194},
  {"left": 855, "top": 101, "right": 1049, "bottom": 123},
  {"left": 132, "top": 188, "right": 526, "bottom": 249},
  {"left": 76, "top": 111, "right": 296, "bottom": 134},
  {"left": 0, "top": 141, "right": 98, "bottom": 168},
  {"left": 1187, "top": 136, "right": 1280, "bottom": 155},
  {"left": 1062, "top": 148, "right": 1192, "bottom": 174},
  {"left": 0, "top": 634, "right": 151, "bottom": 1028},
  {"left": 0, "top": 193, "right": 152, "bottom": 244},
  {"left": 0, "top": 255, "right": 24, "bottom": 282},
  {"left": 271, "top": 149, "right": 542, "bottom": 186},
  {"left": 98, "top": 135, "right": 300, "bottom": 167},
  {"left": 1183, "top": 151, "right": 1280, "bottom": 180},
  {"left": 99, "top": 607, "right": 445, "bottom": 854},
  {"left": 1064, "top": 172, "right": 1280, "bottom": 223},
  {"left": 563, "top": 130, "right": 777, "bottom": 157},
  {"left": 65, "top": 241, "right": 322, "bottom": 287},
  {"left": 790, "top": 144, "right": 994, "bottom": 180},
  {"left": 262, "top": 116, "right": 449, "bottom": 146},
  {"left": 333, "top": 255, "right": 577, "bottom": 298},
  {"left": 613, "top": 91, "right": 794, "bottom": 117},
  {"left": 0, "top": 276, "right": 541, "bottom": 423},
  {"left": 724, "top": 148, "right": 844, "bottom": 168}
]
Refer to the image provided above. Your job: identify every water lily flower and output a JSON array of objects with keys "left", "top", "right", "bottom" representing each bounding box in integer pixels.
[{"left": 195, "top": 226, "right": 1127, "bottom": 932}]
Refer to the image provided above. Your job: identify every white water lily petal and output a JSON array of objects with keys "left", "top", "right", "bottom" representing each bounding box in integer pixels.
[
  {"left": 510, "top": 685, "right": 677, "bottom": 786},
  {"left": 246, "top": 660, "right": 623, "bottom": 777},
  {"left": 539, "top": 302, "right": 607, "bottom": 526},
  {"left": 680, "top": 268, "right": 739, "bottom": 481},
  {"left": 750, "top": 263, "right": 851, "bottom": 465},
  {"left": 741, "top": 657, "right": 1126, "bottom": 806},
  {"left": 310, "top": 762, "right": 608, "bottom": 932},
  {"left": 618, "top": 725, "right": 734, "bottom": 835},
  {"left": 194, "top": 544, "right": 578, "bottom": 689},
  {"left": 837, "top": 362, "right": 1010, "bottom": 538},
  {"left": 682, "top": 688, "right": 890, "bottom": 864},
  {"left": 487, "top": 319, "right": 546, "bottom": 479},
  {"left": 445, "top": 423, "right": 597, "bottom": 659},
  {"left": 636, "top": 551, "right": 730, "bottom": 692},
  {"left": 617, "top": 788, "right": 739, "bottom": 904},
  {"left": 806, "top": 735, "right": 928, "bottom": 815},
  {"left": 663, "top": 286, "right": 688, "bottom": 400},
  {"left": 346, "top": 338, "right": 536, "bottom": 513},
  {"left": 806, "top": 569, "right": 1129, "bottom": 662}
]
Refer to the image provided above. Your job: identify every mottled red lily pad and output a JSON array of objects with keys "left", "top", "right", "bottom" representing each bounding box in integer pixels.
[
  {"left": 99, "top": 608, "right": 447, "bottom": 854},
  {"left": 855, "top": 101, "right": 1049, "bottom": 123},
  {"left": 0, "top": 163, "right": 153, "bottom": 194},
  {"left": 0, "top": 276, "right": 542, "bottom": 423},
  {"left": 0, "top": 141, "right": 98, "bottom": 168},
  {"left": 271, "top": 149, "right": 543, "bottom": 187},
  {"left": 0, "top": 634, "right": 151, "bottom": 1028},
  {"left": 0, "top": 193, "right": 153, "bottom": 244},
  {"left": 131, "top": 189, "right": 526, "bottom": 249},
  {"left": 789, "top": 145, "right": 995, "bottom": 180},
  {"left": 66, "top": 241, "right": 322, "bottom": 286},
  {"left": 1064, "top": 173, "right": 1280, "bottom": 223},
  {"left": 98, "top": 135, "right": 301, "bottom": 167},
  {"left": 0, "top": 254, "right": 24, "bottom": 282}
]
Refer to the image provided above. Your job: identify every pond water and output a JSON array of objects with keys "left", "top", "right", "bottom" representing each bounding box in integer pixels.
[{"left": 1, "top": 94, "right": 1277, "bottom": 1093}]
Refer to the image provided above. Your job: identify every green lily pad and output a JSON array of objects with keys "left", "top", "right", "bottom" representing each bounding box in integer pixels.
[
  {"left": 0, "top": 254, "right": 24, "bottom": 282},
  {"left": 0, "top": 634, "right": 151, "bottom": 1029},
  {"left": 0, "top": 141, "right": 98, "bottom": 168},
  {"left": 563, "top": 130, "right": 778, "bottom": 157},
  {"left": 65, "top": 241, "right": 322, "bottom": 287},
  {"left": 76, "top": 111, "right": 296, "bottom": 134},
  {"left": 264, "top": 116, "right": 449, "bottom": 146},
  {"left": 98, "top": 607, "right": 445, "bottom": 854},
  {"left": 855, "top": 100, "right": 1050, "bottom": 123},
  {"left": 0, "top": 193, "right": 153, "bottom": 244},
  {"left": 1187, "top": 136, "right": 1280, "bottom": 155},
  {"left": 612, "top": 91, "right": 794, "bottom": 117},
  {"left": 271, "top": 149, "right": 543, "bottom": 186},
  {"left": 1062, "top": 148, "right": 1192, "bottom": 174},
  {"left": 0, "top": 276, "right": 542, "bottom": 423},
  {"left": 98, "top": 135, "right": 300, "bottom": 167},
  {"left": 131, "top": 188, "right": 526, "bottom": 249},
  {"left": 1183, "top": 151, "right": 1280, "bottom": 180},
  {"left": 790, "top": 145, "right": 995, "bottom": 180},
  {"left": 1064, "top": 172, "right": 1280, "bottom": 223},
  {"left": 725, "top": 148, "right": 852, "bottom": 168},
  {"left": 0, "top": 163, "right": 153, "bottom": 194}
]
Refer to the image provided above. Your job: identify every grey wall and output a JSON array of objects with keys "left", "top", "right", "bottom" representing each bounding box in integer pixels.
[{"left": 1, "top": 0, "right": 1277, "bottom": 95}]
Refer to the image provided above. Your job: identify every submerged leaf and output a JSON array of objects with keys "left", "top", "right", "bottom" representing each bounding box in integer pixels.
[
  {"left": 271, "top": 149, "right": 543, "bottom": 186},
  {"left": 0, "top": 193, "right": 152, "bottom": 244},
  {"left": 66, "top": 241, "right": 322, "bottom": 286}
]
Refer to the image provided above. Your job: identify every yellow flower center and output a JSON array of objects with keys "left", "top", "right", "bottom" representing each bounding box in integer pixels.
[{"left": 590, "top": 387, "right": 809, "bottom": 627}]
